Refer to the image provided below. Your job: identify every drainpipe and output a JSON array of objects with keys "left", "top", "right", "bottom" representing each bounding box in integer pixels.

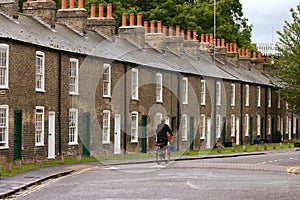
[
  {"left": 58, "top": 52, "right": 62, "bottom": 156},
  {"left": 177, "top": 73, "right": 180, "bottom": 151},
  {"left": 240, "top": 82, "right": 243, "bottom": 145},
  {"left": 213, "top": 79, "right": 217, "bottom": 146},
  {"left": 123, "top": 63, "right": 127, "bottom": 154},
  {"left": 264, "top": 87, "right": 268, "bottom": 140}
]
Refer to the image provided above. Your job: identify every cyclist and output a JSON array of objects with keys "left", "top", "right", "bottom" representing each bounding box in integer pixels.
[{"left": 156, "top": 118, "right": 173, "bottom": 159}]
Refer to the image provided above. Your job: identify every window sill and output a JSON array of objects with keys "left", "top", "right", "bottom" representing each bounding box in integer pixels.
[
  {"left": 68, "top": 142, "right": 78, "bottom": 146},
  {"left": 200, "top": 137, "right": 205, "bottom": 140},
  {"left": 131, "top": 141, "right": 138, "bottom": 144},
  {"left": 0, "top": 146, "right": 9, "bottom": 149},
  {"left": 35, "top": 144, "right": 44, "bottom": 147}
]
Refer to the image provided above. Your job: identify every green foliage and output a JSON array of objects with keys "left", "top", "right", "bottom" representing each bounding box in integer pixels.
[{"left": 275, "top": 4, "right": 300, "bottom": 114}]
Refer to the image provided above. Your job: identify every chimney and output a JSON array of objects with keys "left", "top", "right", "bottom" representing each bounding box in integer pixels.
[
  {"left": 0, "top": 0, "right": 19, "bottom": 19},
  {"left": 183, "top": 29, "right": 200, "bottom": 57},
  {"left": 145, "top": 20, "right": 165, "bottom": 50},
  {"left": 87, "top": 3, "right": 116, "bottom": 37},
  {"left": 119, "top": 13, "right": 145, "bottom": 48},
  {"left": 57, "top": 0, "right": 88, "bottom": 33}
]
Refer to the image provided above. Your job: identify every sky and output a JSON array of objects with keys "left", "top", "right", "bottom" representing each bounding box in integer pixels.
[{"left": 239, "top": 0, "right": 299, "bottom": 44}]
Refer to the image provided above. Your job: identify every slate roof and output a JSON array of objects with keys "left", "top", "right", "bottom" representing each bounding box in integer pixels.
[{"left": 0, "top": 11, "right": 272, "bottom": 85}]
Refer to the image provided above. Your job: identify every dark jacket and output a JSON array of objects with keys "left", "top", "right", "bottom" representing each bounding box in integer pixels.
[{"left": 156, "top": 123, "right": 173, "bottom": 142}]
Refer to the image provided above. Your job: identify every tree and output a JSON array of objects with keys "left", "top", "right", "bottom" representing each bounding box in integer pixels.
[{"left": 276, "top": 4, "right": 300, "bottom": 114}]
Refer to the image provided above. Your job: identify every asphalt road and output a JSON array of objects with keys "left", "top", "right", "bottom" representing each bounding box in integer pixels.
[{"left": 13, "top": 151, "right": 300, "bottom": 200}]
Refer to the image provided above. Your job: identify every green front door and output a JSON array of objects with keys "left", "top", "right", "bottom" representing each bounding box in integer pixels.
[
  {"left": 190, "top": 117, "right": 194, "bottom": 150},
  {"left": 82, "top": 112, "right": 90, "bottom": 157},
  {"left": 222, "top": 117, "right": 226, "bottom": 146},
  {"left": 141, "top": 115, "right": 147, "bottom": 153},
  {"left": 14, "top": 110, "right": 22, "bottom": 161}
]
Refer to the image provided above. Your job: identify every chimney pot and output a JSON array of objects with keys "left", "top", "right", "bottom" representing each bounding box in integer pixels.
[
  {"left": 107, "top": 3, "right": 112, "bottom": 18},
  {"left": 99, "top": 4, "right": 104, "bottom": 18},
  {"left": 242, "top": 49, "right": 245, "bottom": 57},
  {"left": 246, "top": 49, "right": 249, "bottom": 56},
  {"left": 137, "top": 13, "right": 142, "bottom": 26},
  {"left": 176, "top": 25, "right": 180, "bottom": 37},
  {"left": 226, "top": 43, "right": 229, "bottom": 52},
  {"left": 201, "top": 34, "right": 205, "bottom": 43},
  {"left": 130, "top": 13, "right": 134, "bottom": 26},
  {"left": 221, "top": 39, "right": 225, "bottom": 47},
  {"left": 169, "top": 26, "right": 173, "bottom": 36},
  {"left": 122, "top": 13, "right": 127, "bottom": 26},
  {"left": 209, "top": 34, "right": 213, "bottom": 43},
  {"left": 253, "top": 52, "right": 257, "bottom": 59},
  {"left": 193, "top": 30, "right": 197, "bottom": 40},
  {"left": 91, "top": 4, "right": 96, "bottom": 18},
  {"left": 150, "top": 21, "right": 155, "bottom": 33},
  {"left": 205, "top": 34, "right": 209, "bottom": 43},
  {"left": 187, "top": 30, "right": 191, "bottom": 40},
  {"left": 78, "top": 0, "right": 84, "bottom": 9},
  {"left": 233, "top": 43, "right": 237, "bottom": 52},
  {"left": 258, "top": 51, "right": 262, "bottom": 58},
  {"left": 229, "top": 43, "right": 233, "bottom": 52},
  {"left": 70, "top": 0, "right": 74, "bottom": 9},
  {"left": 163, "top": 26, "right": 167, "bottom": 36},
  {"left": 181, "top": 30, "right": 185, "bottom": 39},
  {"left": 217, "top": 39, "right": 220, "bottom": 47},
  {"left": 157, "top": 21, "right": 162, "bottom": 33},
  {"left": 144, "top": 21, "right": 148, "bottom": 33},
  {"left": 62, "top": 0, "right": 66, "bottom": 9}
]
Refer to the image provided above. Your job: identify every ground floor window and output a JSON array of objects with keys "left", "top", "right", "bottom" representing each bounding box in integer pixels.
[{"left": 0, "top": 105, "right": 8, "bottom": 148}]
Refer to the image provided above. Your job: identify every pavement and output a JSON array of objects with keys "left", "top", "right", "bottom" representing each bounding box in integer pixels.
[{"left": 1, "top": 148, "right": 300, "bottom": 199}]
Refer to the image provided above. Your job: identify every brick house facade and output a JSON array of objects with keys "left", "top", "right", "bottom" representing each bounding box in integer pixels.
[{"left": 0, "top": 0, "right": 298, "bottom": 163}]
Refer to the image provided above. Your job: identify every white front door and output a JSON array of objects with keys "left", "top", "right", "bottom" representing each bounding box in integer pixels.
[
  {"left": 114, "top": 114, "right": 121, "bottom": 154},
  {"left": 48, "top": 111, "right": 55, "bottom": 159},
  {"left": 236, "top": 117, "right": 240, "bottom": 145},
  {"left": 207, "top": 117, "right": 211, "bottom": 149}
]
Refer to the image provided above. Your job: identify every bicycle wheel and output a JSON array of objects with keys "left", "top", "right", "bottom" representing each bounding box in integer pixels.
[
  {"left": 156, "top": 148, "right": 163, "bottom": 164},
  {"left": 165, "top": 146, "right": 170, "bottom": 163}
]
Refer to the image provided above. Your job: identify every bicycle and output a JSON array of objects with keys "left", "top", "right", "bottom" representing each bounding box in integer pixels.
[{"left": 156, "top": 143, "right": 170, "bottom": 164}]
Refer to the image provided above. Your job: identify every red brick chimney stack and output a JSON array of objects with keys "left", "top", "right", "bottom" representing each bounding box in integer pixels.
[
  {"left": 137, "top": 13, "right": 142, "bottom": 26},
  {"left": 90, "top": 4, "right": 96, "bottom": 18},
  {"left": 107, "top": 3, "right": 112, "bottom": 18},
  {"left": 122, "top": 13, "right": 127, "bottom": 26}
]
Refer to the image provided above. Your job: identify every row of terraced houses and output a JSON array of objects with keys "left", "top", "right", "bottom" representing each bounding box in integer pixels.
[{"left": 0, "top": 0, "right": 298, "bottom": 163}]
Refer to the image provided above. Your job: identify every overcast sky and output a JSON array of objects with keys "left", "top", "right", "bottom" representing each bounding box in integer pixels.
[{"left": 239, "top": 0, "right": 299, "bottom": 44}]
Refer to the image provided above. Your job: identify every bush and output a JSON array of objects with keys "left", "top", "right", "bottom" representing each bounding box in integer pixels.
[{"left": 272, "top": 131, "right": 282, "bottom": 143}]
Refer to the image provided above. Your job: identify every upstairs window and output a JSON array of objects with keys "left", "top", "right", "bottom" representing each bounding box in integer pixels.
[
  {"left": 36, "top": 51, "right": 45, "bottom": 92},
  {"left": 103, "top": 64, "right": 111, "bottom": 97},
  {"left": 0, "top": 44, "right": 9, "bottom": 89},
  {"left": 0, "top": 105, "right": 9, "bottom": 148},
  {"left": 156, "top": 73, "right": 163, "bottom": 102},
  {"left": 200, "top": 80, "right": 206, "bottom": 105},
  {"left": 268, "top": 88, "right": 272, "bottom": 108},
  {"left": 35, "top": 106, "right": 44, "bottom": 146},
  {"left": 230, "top": 83, "right": 236, "bottom": 106},
  {"left": 216, "top": 82, "right": 221, "bottom": 106},
  {"left": 102, "top": 110, "right": 110, "bottom": 144},
  {"left": 69, "top": 108, "right": 78, "bottom": 145},
  {"left": 131, "top": 68, "right": 139, "bottom": 100},
  {"left": 277, "top": 94, "right": 281, "bottom": 109},
  {"left": 182, "top": 77, "right": 188, "bottom": 104},
  {"left": 245, "top": 84, "right": 249, "bottom": 106},
  {"left": 257, "top": 86, "right": 261, "bottom": 107},
  {"left": 69, "top": 58, "right": 79, "bottom": 95}
]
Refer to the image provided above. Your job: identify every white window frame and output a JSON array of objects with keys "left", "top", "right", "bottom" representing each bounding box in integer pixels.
[
  {"left": 216, "top": 81, "right": 221, "bottom": 106},
  {"left": 268, "top": 88, "right": 272, "bottom": 108},
  {"left": 103, "top": 64, "right": 111, "bottom": 97},
  {"left": 289, "top": 117, "right": 292, "bottom": 140},
  {"left": 35, "top": 106, "right": 45, "bottom": 146},
  {"left": 277, "top": 94, "right": 281, "bottom": 109},
  {"left": 286, "top": 102, "right": 289, "bottom": 110},
  {"left": 257, "top": 86, "right": 261, "bottom": 107},
  {"left": 0, "top": 44, "right": 9, "bottom": 89},
  {"left": 245, "top": 114, "right": 249, "bottom": 137},
  {"left": 267, "top": 115, "right": 271, "bottom": 135},
  {"left": 0, "top": 105, "right": 9, "bottom": 149},
  {"left": 230, "top": 83, "right": 235, "bottom": 106},
  {"left": 280, "top": 117, "right": 284, "bottom": 137},
  {"left": 156, "top": 73, "right": 163, "bottom": 102},
  {"left": 36, "top": 51, "right": 45, "bottom": 92},
  {"left": 69, "top": 108, "right": 78, "bottom": 145},
  {"left": 131, "top": 111, "right": 138, "bottom": 143},
  {"left": 257, "top": 114, "right": 261, "bottom": 136},
  {"left": 216, "top": 114, "right": 221, "bottom": 138},
  {"left": 182, "top": 77, "right": 188, "bottom": 104},
  {"left": 236, "top": 117, "right": 240, "bottom": 142},
  {"left": 200, "top": 80, "right": 206, "bottom": 105},
  {"left": 277, "top": 115, "right": 281, "bottom": 132},
  {"left": 285, "top": 116, "right": 289, "bottom": 134},
  {"left": 293, "top": 116, "right": 297, "bottom": 134},
  {"left": 182, "top": 114, "right": 188, "bottom": 140},
  {"left": 231, "top": 114, "right": 235, "bottom": 137},
  {"left": 102, "top": 110, "right": 110, "bottom": 144},
  {"left": 69, "top": 58, "right": 79, "bottom": 95},
  {"left": 200, "top": 114, "right": 206, "bottom": 139},
  {"left": 245, "top": 84, "right": 249, "bottom": 106},
  {"left": 131, "top": 68, "right": 139, "bottom": 100}
]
